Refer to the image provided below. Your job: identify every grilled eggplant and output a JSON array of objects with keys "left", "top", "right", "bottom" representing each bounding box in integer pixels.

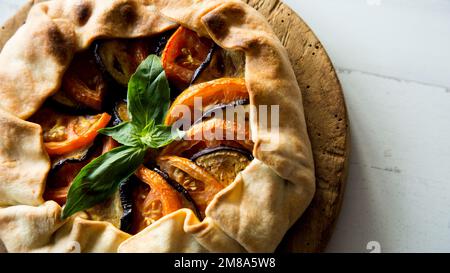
[
  {"left": 193, "top": 98, "right": 250, "bottom": 125},
  {"left": 50, "top": 143, "right": 93, "bottom": 169},
  {"left": 51, "top": 91, "right": 84, "bottom": 111},
  {"left": 85, "top": 191, "right": 124, "bottom": 228},
  {"left": 96, "top": 39, "right": 148, "bottom": 86},
  {"left": 191, "top": 47, "right": 245, "bottom": 85},
  {"left": 191, "top": 146, "right": 253, "bottom": 186},
  {"left": 112, "top": 99, "right": 130, "bottom": 125},
  {"left": 118, "top": 176, "right": 138, "bottom": 233},
  {"left": 95, "top": 31, "right": 173, "bottom": 87}
]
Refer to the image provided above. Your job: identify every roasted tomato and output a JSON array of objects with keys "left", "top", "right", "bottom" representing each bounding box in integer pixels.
[
  {"left": 44, "top": 137, "right": 118, "bottom": 206},
  {"left": 162, "top": 27, "right": 213, "bottom": 89},
  {"left": 132, "top": 166, "right": 183, "bottom": 233},
  {"left": 190, "top": 146, "right": 253, "bottom": 186},
  {"left": 54, "top": 49, "right": 107, "bottom": 111},
  {"left": 102, "top": 135, "right": 120, "bottom": 152},
  {"left": 30, "top": 107, "right": 111, "bottom": 156},
  {"left": 157, "top": 156, "right": 224, "bottom": 218},
  {"left": 164, "top": 78, "right": 249, "bottom": 126},
  {"left": 161, "top": 118, "right": 253, "bottom": 158}
]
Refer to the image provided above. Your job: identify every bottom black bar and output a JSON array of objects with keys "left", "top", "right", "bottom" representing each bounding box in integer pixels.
[{"left": 0, "top": 253, "right": 447, "bottom": 272}]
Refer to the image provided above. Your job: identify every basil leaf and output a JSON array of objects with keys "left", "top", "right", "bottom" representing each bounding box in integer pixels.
[
  {"left": 98, "top": 122, "right": 142, "bottom": 147},
  {"left": 62, "top": 55, "right": 179, "bottom": 218},
  {"left": 62, "top": 146, "right": 146, "bottom": 219},
  {"left": 127, "top": 55, "right": 171, "bottom": 129},
  {"left": 140, "top": 122, "right": 184, "bottom": 148}
]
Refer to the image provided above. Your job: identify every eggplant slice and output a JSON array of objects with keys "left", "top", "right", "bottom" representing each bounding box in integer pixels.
[
  {"left": 193, "top": 98, "right": 250, "bottom": 125},
  {"left": 112, "top": 99, "right": 130, "bottom": 125},
  {"left": 191, "top": 47, "right": 245, "bottom": 85},
  {"left": 190, "top": 44, "right": 216, "bottom": 85},
  {"left": 95, "top": 39, "right": 147, "bottom": 86},
  {"left": 50, "top": 143, "right": 93, "bottom": 169},
  {"left": 95, "top": 31, "right": 173, "bottom": 87},
  {"left": 84, "top": 191, "right": 124, "bottom": 229},
  {"left": 118, "top": 177, "right": 138, "bottom": 233},
  {"left": 191, "top": 146, "right": 253, "bottom": 186},
  {"left": 51, "top": 91, "right": 84, "bottom": 111}
]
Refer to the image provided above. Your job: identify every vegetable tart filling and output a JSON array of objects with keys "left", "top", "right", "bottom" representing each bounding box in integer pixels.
[{"left": 28, "top": 26, "right": 251, "bottom": 234}]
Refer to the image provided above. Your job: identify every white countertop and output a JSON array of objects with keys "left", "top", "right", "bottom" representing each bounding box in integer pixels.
[{"left": 1, "top": 0, "right": 449, "bottom": 253}]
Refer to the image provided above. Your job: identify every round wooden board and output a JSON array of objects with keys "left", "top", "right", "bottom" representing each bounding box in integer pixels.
[
  {"left": 0, "top": 0, "right": 350, "bottom": 253},
  {"left": 243, "top": 0, "right": 350, "bottom": 253}
]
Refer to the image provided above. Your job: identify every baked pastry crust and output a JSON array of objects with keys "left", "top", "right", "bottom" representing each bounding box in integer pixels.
[{"left": 0, "top": 0, "right": 315, "bottom": 253}]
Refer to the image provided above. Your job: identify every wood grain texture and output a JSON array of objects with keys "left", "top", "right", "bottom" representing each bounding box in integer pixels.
[
  {"left": 0, "top": 0, "right": 350, "bottom": 253},
  {"left": 243, "top": 0, "right": 350, "bottom": 253},
  {"left": 0, "top": 0, "right": 33, "bottom": 50}
]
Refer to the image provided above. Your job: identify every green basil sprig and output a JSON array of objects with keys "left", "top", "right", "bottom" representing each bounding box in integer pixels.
[{"left": 62, "top": 55, "right": 182, "bottom": 219}]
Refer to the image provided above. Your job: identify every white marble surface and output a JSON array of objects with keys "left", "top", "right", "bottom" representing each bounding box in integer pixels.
[{"left": 1, "top": 0, "right": 449, "bottom": 253}]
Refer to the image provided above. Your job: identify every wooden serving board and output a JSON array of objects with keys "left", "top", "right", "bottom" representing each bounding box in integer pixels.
[
  {"left": 243, "top": 0, "right": 350, "bottom": 253},
  {"left": 0, "top": 0, "right": 350, "bottom": 253}
]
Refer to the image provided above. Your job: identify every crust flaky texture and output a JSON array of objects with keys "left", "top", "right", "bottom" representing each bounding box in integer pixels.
[{"left": 0, "top": 0, "right": 315, "bottom": 253}]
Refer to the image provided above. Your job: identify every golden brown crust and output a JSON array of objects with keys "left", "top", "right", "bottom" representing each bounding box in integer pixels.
[
  {"left": 0, "top": 0, "right": 315, "bottom": 253},
  {"left": 240, "top": 0, "right": 349, "bottom": 252},
  {"left": 0, "top": 0, "right": 34, "bottom": 51},
  {"left": 0, "top": 0, "right": 178, "bottom": 119},
  {"left": 0, "top": 108, "right": 50, "bottom": 206},
  {"left": 0, "top": 201, "right": 130, "bottom": 252}
]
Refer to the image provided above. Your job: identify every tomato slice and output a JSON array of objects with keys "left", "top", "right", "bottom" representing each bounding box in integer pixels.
[
  {"left": 132, "top": 166, "right": 183, "bottom": 232},
  {"left": 30, "top": 108, "right": 111, "bottom": 156},
  {"left": 161, "top": 118, "right": 253, "bottom": 159},
  {"left": 162, "top": 27, "right": 213, "bottom": 89},
  {"left": 59, "top": 49, "right": 107, "bottom": 111},
  {"left": 157, "top": 156, "right": 224, "bottom": 218},
  {"left": 44, "top": 136, "right": 117, "bottom": 205},
  {"left": 102, "top": 136, "right": 120, "bottom": 153},
  {"left": 164, "top": 78, "right": 248, "bottom": 126}
]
